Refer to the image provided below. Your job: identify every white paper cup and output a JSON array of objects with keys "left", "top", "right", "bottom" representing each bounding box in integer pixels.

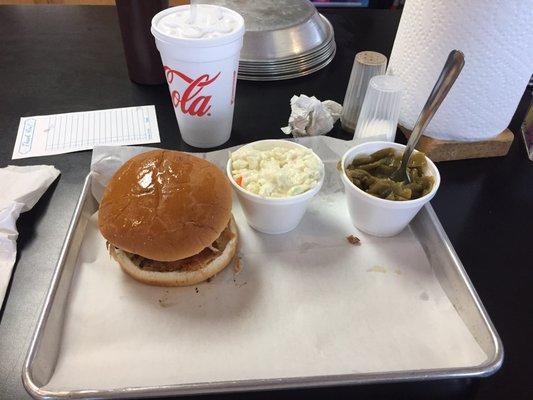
[
  {"left": 340, "top": 141, "right": 440, "bottom": 237},
  {"left": 227, "top": 140, "right": 324, "bottom": 234},
  {"left": 151, "top": 5, "right": 245, "bottom": 148}
]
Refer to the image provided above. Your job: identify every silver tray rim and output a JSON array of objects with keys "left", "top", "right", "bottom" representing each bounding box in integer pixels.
[
  {"left": 22, "top": 173, "right": 504, "bottom": 399},
  {"left": 237, "top": 45, "right": 336, "bottom": 81},
  {"left": 238, "top": 40, "right": 336, "bottom": 72}
]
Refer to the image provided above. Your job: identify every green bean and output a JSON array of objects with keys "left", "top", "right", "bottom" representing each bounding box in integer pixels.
[{"left": 345, "top": 148, "right": 434, "bottom": 201}]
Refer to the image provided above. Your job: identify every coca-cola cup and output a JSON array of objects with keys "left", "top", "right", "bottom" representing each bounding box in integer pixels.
[{"left": 151, "top": 4, "right": 245, "bottom": 148}]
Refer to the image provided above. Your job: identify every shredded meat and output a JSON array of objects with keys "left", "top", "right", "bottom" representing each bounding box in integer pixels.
[
  {"left": 346, "top": 235, "right": 361, "bottom": 245},
  {"left": 233, "top": 257, "right": 243, "bottom": 274},
  {"left": 117, "top": 222, "right": 235, "bottom": 272}
]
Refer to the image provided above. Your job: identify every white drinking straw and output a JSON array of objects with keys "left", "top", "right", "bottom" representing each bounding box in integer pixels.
[{"left": 189, "top": 1, "right": 198, "bottom": 24}]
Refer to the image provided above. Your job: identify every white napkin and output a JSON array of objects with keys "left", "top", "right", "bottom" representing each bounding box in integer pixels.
[
  {"left": 281, "top": 94, "right": 342, "bottom": 137},
  {"left": 0, "top": 165, "right": 60, "bottom": 304}
]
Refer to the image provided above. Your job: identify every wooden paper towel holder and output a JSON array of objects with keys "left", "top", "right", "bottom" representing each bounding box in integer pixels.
[{"left": 399, "top": 126, "right": 514, "bottom": 162}]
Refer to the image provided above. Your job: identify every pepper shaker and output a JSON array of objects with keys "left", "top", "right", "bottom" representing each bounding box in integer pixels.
[{"left": 340, "top": 51, "right": 387, "bottom": 132}]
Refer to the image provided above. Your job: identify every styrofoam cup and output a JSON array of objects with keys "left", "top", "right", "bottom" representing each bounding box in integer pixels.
[
  {"left": 226, "top": 140, "right": 324, "bottom": 234},
  {"left": 340, "top": 141, "right": 440, "bottom": 237},
  {"left": 151, "top": 5, "right": 245, "bottom": 148}
]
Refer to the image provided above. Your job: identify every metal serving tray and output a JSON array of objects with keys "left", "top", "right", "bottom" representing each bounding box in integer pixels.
[{"left": 22, "top": 173, "right": 503, "bottom": 399}]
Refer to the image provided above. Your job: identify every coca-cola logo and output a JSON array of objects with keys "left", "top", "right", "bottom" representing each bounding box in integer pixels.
[{"left": 164, "top": 66, "right": 220, "bottom": 117}]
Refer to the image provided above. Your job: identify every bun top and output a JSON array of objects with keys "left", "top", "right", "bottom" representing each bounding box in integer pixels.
[{"left": 98, "top": 150, "right": 232, "bottom": 261}]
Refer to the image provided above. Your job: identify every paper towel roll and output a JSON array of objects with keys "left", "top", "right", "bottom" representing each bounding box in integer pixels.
[{"left": 388, "top": 0, "right": 533, "bottom": 141}]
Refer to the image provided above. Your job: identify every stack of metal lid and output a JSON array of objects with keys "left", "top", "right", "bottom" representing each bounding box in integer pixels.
[{"left": 198, "top": 0, "right": 336, "bottom": 81}]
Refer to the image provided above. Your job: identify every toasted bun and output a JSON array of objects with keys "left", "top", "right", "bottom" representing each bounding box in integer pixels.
[
  {"left": 110, "top": 218, "right": 238, "bottom": 287},
  {"left": 98, "top": 150, "right": 232, "bottom": 261}
]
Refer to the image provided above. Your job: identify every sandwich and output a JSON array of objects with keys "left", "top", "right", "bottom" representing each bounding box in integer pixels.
[{"left": 98, "top": 150, "right": 237, "bottom": 286}]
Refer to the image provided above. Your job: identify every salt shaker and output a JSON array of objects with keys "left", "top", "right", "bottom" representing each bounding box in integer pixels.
[
  {"left": 340, "top": 51, "right": 387, "bottom": 132},
  {"left": 353, "top": 74, "right": 403, "bottom": 142}
]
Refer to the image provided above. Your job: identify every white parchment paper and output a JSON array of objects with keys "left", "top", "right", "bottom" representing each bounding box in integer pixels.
[
  {"left": 0, "top": 165, "right": 60, "bottom": 304},
  {"left": 45, "top": 137, "right": 486, "bottom": 391}
]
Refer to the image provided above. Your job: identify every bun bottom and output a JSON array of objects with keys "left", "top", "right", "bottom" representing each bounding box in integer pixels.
[{"left": 110, "top": 218, "right": 238, "bottom": 287}]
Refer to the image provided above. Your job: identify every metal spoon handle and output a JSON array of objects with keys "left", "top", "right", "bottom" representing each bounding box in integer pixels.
[{"left": 400, "top": 50, "right": 465, "bottom": 171}]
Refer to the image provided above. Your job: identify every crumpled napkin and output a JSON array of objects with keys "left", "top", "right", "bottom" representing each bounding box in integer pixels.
[
  {"left": 281, "top": 94, "right": 342, "bottom": 137},
  {"left": 0, "top": 165, "right": 60, "bottom": 304}
]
